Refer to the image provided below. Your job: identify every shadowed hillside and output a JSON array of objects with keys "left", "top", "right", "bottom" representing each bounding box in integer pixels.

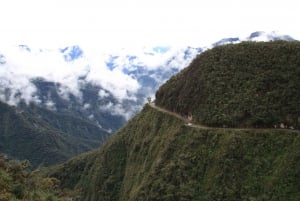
[
  {"left": 156, "top": 41, "right": 300, "bottom": 128},
  {"left": 0, "top": 102, "right": 110, "bottom": 167}
]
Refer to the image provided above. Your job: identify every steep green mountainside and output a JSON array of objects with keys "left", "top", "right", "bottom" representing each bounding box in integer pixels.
[
  {"left": 0, "top": 101, "right": 110, "bottom": 167},
  {"left": 156, "top": 41, "right": 300, "bottom": 128},
  {"left": 50, "top": 105, "right": 300, "bottom": 201}
]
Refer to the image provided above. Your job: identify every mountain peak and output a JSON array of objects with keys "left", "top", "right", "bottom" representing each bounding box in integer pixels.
[
  {"left": 247, "top": 31, "right": 295, "bottom": 41},
  {"left": 212, "top": 37, "right": 240, "bottom": 47},
  {"left": 0, "top": 31, "right": 296, "bottom": 132},
  {"left": 156, "top": 41, "right": 300, "bottom": 129}
]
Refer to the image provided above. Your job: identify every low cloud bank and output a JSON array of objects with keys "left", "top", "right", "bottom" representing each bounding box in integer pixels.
[{"left": 0, "top": 45, "right": 199, "bottom": 119}]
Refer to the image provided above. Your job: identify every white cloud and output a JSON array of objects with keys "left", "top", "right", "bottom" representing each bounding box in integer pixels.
[
  {"left": 0, "top": 0, "right": 299, "bottom": 118},
  {"left": 0, "top": 72, "right": 40, "bottom": 106},
  {"left": 99, "top": 89, "right": 109, "bottom": 98},
  {"left": 0, "top": 46, "right": 88, "bottom": 104},
  {"left": 85, "top": 62, "right": 140, "bottom": 100},
  {"left": 99, "top": 101, "right": 140, "bottom": 121},
  {"left": 88, "top": 114, "right": 94, "bottom": 120},
  {"left": 0, "top": 28, "right": 292, "bottom": 110},
  {"left": 83, "top": 103, "right": 91, "bottom": 110},
  {"left": 45, "top": 100, "right": 56, "bottom": 111},
  {"left": 0, "top": 45, "right": 145, "bottom": 106}
]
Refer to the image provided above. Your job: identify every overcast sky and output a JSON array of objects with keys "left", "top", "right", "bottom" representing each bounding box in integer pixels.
[
  {"left": 0, "top": 0, "right": 299, "bottom": 48},
  {"left": 0, "top": 0, "right": 299, "bottom": 118}
]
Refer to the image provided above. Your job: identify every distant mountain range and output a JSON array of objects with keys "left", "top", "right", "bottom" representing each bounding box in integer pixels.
[
  {"left": 0, "top": 31, "right": 297, "bottom": 166},
  {"left": 49, "top": 40, "right": 300, "bottom": 201},
  {"left": 212, "top": 31, "right": 295, "bottom": 47},
  {"left": 0, "top": 31, "right": 295, "bottom": 130},
  {"left": 0, "top": 101, "right": 110, "bottom": 167},
  {"left": 0, "top": 42, "right": 202, "bottom": 133}
]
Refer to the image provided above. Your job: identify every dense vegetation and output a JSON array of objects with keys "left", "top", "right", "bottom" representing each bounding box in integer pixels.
[
  {"left": 3, "top": 41, "right": 299, "bottom": 200},
  {"left": 0, "top": 101, "right": 110, "bottom": 167},
  {"left": 50, "top": 105, "right": 300, "bottom": 201},
  {"left": 156, "top": 41, "right": 300, "bottom": 128},
  {"left": 0, "top": 153, "right": 79, "bottom": 201}
]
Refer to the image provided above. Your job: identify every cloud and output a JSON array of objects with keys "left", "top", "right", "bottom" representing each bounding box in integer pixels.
[
  {"left": 99, "top": 89, "right": 109, "bottom": 98},
  {"left": 45, "top": 100, "right": 56, "bottom": 110},
  {"left": 107, "top": 47, "right": 181, "bottom": 71},
  {"left": 0, "top": 45, "right": 145, "bottom": 107},
  {"left": 83, "top": 103, "right": 91, "bottom": 110},
  {"left": 0, "top": 30, "right": 293, "bottom": 121},
  {"left": 0, "top": 47, "right": 86, "bottom": 105},
  {"left": 0, "top": 42, "right": 201, "bottom": 123},
  {"left": 99, "top": 101, "right": 140, "bottom": 121},
  {"left": 84, "top": 64, "right": 140, "bottom": 101},
  {"left": 0, "top": 72, "right": 40, "bottom": 106}
]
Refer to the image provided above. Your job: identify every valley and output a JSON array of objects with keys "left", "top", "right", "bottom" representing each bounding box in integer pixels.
[{"left": 0, "top": 38, "right": 299, "bottom": 201}]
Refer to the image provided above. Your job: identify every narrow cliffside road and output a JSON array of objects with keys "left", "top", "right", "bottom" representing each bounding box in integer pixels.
[
  {"left": 149, "top": 102, "right": 300, "bottom": 134},
  {"left": 149, "top": 102, "right": 210, "bottom": 129}
]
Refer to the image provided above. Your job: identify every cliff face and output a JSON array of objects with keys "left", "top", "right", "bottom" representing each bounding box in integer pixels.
[
  {"left": 49, "top": 41, "right": 300, "bottom": 201},
  {"left": 156, "top": 41, "right": 300, "bottom": 129},
  {"left": 51, "top": 106, "right": 300, "bottom": 201}
]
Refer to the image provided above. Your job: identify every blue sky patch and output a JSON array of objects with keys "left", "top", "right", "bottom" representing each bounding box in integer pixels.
[
  {"left": 152, "top": 46, "right": 170, "bottom": 53},
  {"left": 61, "top": 46, "right": 83, "bottom": 61}
]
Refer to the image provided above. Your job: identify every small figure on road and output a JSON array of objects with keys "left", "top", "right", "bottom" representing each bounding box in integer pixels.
[{"left": 188, "top": 112, "right": 193, "bottom": 126}]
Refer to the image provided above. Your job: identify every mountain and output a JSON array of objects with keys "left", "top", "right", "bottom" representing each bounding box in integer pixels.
[
  {"left": 212, "top": 31, "right": 296, "bottom": 47},
  {"left": 0, "top": 101, "right": 110, "bottom": 167},
  {"left": 0, "top": 32, "right": 295, "bottom": 133},
  {"left": 0, "top": 31, "right": 297, "bottom": 167},
  {"left": 0, "top": 45, "right": 202, "bottom": 133},
  {"left": 48, "top": 41, "right": 300, "bottom": 201},
  {"left": 156, "top": 41, "right": 300, "bottom": 129},
  {"left": 0, "top": 44, "right": 201, "bottom": 166},
  {"left": 30, "top": 78, "right": 125, "bottom": 133},
  {"left": 247, "top": 31, "right": 295, "bottom": 41}
]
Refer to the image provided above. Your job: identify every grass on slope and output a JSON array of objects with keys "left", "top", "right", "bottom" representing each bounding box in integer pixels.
[{"left": 50, "top": 105, "right": 300, "bottom": 201}]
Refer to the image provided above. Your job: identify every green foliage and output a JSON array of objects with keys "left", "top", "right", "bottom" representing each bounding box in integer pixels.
[
  {"left": 0, "top": 157, "right": 78, "bottom": 201},
  {"left": 50, "top": 106, "right": 300, "bottom": 201},
  {"left": 155, "top": 41, "right": 300, "bottom": 128},
  {"left": 17, "top": 41, "right": 300, "bottom": 200}
]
